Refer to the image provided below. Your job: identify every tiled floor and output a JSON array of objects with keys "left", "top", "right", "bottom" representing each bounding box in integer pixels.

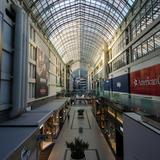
[{"left": 48, "top": 105, "right": 115, "bottom": 160}]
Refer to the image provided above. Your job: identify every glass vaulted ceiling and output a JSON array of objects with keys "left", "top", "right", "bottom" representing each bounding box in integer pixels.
[{"left": 24, "top": 0, "right": 135, "bottom": 67}]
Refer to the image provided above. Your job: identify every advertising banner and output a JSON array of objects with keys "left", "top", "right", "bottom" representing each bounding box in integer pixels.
[
  {"left": 112, "top": 74, "right": 129, "bottom": 93},
  {"left": 36, "top": 47, "right": 49, "bottom": 98},
  {"left": 130, "top": 64, "right": 160, "bottom": 96}
]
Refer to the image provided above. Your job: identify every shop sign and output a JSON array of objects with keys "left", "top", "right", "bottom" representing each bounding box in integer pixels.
[{"left": 130, "top": 64, "right": 160, "bottom": 96}]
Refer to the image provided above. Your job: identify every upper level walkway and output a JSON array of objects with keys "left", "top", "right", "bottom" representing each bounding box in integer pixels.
[{"left": 48, "top": 104, "right": 115, "bottom": 160}]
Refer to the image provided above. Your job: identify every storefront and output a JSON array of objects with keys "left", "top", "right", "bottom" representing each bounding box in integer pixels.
[
  {"left": 39, "top": 104, "right": 70, "bottom": 151},
  {"left": 38, "top": 100, "right": 70, "bottom": 151},
  {"left": 59, "top": 106, "right": 68, "bottom": 129},
  {"left": 95, "top": 100, "right": 124, "bottom": 160},
  {"left": 39, "top": 111, "right": 60, "bottom": 150},
  {"left": 0, "top": 97, "right": 70, "bottom": 160}
]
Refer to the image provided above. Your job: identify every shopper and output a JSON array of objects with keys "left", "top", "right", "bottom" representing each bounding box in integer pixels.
[{"left": 67, "top": 114, "right": 70, "bottom": 120}]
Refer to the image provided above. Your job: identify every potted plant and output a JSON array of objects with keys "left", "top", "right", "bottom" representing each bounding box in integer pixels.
[
  {"left": 77, "top": 109, "right": 84, "bottom": 118},
  {"left": 66, "top": 137, "right": 89, "bottom": 160}
]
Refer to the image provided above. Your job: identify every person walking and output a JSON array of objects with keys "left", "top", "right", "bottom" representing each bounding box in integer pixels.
[{"left": 67, "top": 114, "right": 70, "bottom": 120}]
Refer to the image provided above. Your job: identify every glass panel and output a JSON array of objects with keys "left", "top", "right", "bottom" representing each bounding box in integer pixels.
[
  {"left": 137, "top": 45, "right": 142, "bottom": 58},
  {"left": 131, "top": 19, "right": 136, "bottom": 39},
  {"left": 23, "top": 0, "right": 136, "bottom": 67},
  {"left": 146, "top": 0, "right": 152, "bottom": 12},
  {"left": 141, "top": 41, "right": 148, "bottom": 55},
  {"left": 140, "top": 7, "right": 146, "bottom": 31},
  {"left": 135, "top": 14, "right": 141, "bottom": 35},
  {"left": 141, "top": 19, "right": 146, "bottom": 31},
  {"left": 132, "top": 47, "right": 138, "bottom": 61},
  {"left": 146, "top": 9, "right": 153, "bottom": 26},
  {"left": 154, "top": 31, "right": 160, "bottom": 49},
  {"left": 153, "top": 0, "right": 160, "bottom": 20},
  {"left": 147, "top": 36, "right": 154, "bottom": 52}
]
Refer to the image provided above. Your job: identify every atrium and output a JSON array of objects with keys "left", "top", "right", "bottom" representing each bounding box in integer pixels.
[{"left": 0, "top": 0, "right": 160, "bottom": 160}]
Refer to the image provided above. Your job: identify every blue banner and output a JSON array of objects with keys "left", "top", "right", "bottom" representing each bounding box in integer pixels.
[
  {"left": 104, "top": 79, "right": 111, "bottom": 91},
  {"left": 112, "top": 74, "right": 129, "bottom": 93}
]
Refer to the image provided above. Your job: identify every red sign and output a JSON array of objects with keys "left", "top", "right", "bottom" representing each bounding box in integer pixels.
[{"left": 130, "top": 64, "right": 160, "bottom": 96}]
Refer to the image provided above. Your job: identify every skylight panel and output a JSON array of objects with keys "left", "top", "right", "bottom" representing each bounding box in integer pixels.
[{"left": 23, "top": 0, "right": 136, "bottom": 68}]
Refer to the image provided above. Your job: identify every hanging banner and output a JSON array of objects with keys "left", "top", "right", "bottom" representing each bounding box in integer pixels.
[
  {"left": 36, "top": 47, "right": 49, "bottom": 98},
  {"left": 112, "top": 74, "right": 129, "bottom": 93},
  {"left": 130, "top": 64, "right": 160, "bottom": 96}
]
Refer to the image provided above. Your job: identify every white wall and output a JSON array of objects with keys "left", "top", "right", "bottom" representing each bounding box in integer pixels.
[{"left": 28, "top": 19, "right": 66, "bottom": 100}]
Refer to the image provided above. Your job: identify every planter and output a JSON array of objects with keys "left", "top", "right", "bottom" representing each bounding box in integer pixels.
[
  {"left": 77, "top": 109, "right": 84, "bottom": 118},
  {"left": 77, "top": 109, "right": 84, "bottom": 115},
  {"left": 66, "top": 138, "right": 89, "bottom": 160}
]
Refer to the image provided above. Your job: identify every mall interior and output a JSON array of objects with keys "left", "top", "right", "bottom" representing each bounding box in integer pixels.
[{"left": 0, "top": 0, "right": 160, "bottom": 160}]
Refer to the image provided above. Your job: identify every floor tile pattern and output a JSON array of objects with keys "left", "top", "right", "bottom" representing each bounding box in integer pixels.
[{"left": 48, "top": 105, "right": 115, "bottom": 160}]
